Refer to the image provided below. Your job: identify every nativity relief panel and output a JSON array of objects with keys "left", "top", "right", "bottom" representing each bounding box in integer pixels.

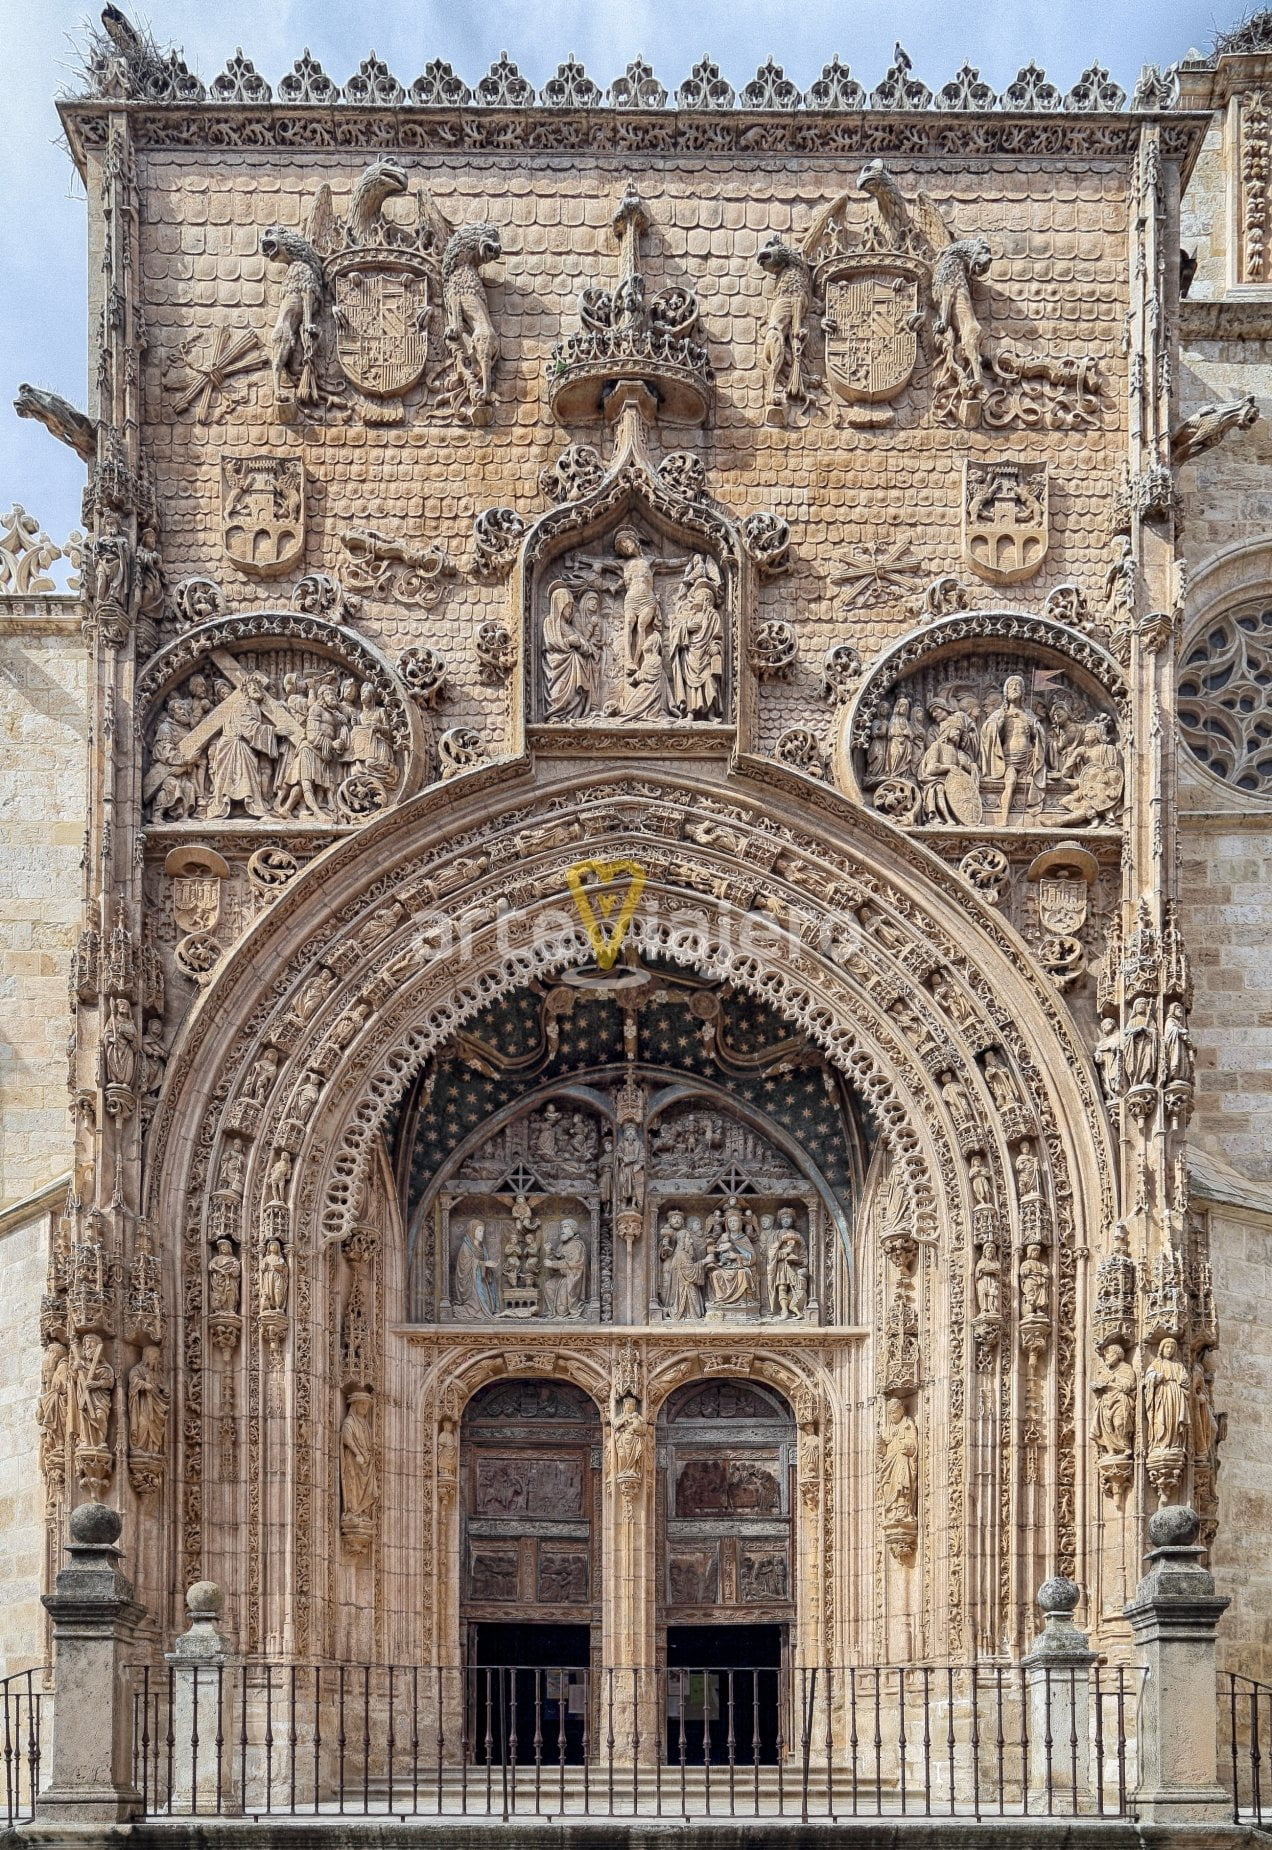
[
  {"left": 530, "top": 520, "right": 732, "bottom": 733},
  {"left": 410, "top": 1092, "right": 835, "bottom": 1330}
]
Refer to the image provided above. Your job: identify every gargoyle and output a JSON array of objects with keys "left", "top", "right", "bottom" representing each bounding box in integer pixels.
[{"left": 14, "top": 385, "right": 98, "bottom": 464}]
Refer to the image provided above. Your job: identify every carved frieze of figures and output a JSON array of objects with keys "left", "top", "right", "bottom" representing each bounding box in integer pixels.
[
  {"left": 143, "top": 639, "right": 412, "bottom": 828},
  {"left": 852, "top": 649, "right": 1123, "bottom": 832},
  {"left": 759, "top": 160, "right": 1101, "bottom": 430},
  {"left": 415, "top": 1085, "right": 827, "bottom": 1327},
  {"left": 262, "top": 158, "right": 502, "bottom": 426},
  {"left": 536, "top": 525, "right": 728, "bottom": 727},
  {"left": 658, "top": 1200, "right": 810, "bottom": 1324},
  {"left": 877, "top": 1395, "right": 918, "bottom": 1560},
  {"left": 221, "top": 456, "right": 304, "bottom": 580}
]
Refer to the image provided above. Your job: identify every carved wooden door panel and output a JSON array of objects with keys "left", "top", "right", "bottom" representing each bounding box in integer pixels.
[
  {"left": 461, "top": 1380, "right": 601, "bottom": 1647},
  {"left": 657, "top": 1380, "right": 796, "bottom": 1637}
]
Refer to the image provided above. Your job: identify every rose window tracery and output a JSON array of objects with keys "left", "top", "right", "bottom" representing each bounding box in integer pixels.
[{"left": 1178, "top": 605, "right": 1272, "bottom": 794}]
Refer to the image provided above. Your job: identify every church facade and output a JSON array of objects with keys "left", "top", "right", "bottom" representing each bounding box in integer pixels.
[{"left": 3, "top": 11, "right": 1272, "bottom": 1777}]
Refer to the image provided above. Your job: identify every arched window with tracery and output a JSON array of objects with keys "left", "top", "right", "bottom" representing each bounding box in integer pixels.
[{"left": 1178, "top": 604, "right": 1272, "bottom": 795}]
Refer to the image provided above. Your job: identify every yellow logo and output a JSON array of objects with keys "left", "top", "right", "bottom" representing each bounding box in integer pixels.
[{"left": 566, "top": 858, "right": 646, "bottom": 970}]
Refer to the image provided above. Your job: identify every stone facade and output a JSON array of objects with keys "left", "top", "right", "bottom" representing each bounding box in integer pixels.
[{"left": 2, "top": 16, "right": 1271, "bottom": 1730}]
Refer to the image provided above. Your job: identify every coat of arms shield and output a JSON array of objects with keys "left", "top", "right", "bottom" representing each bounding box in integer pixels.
[
  {"left": 221, "top": 454, "right": 305, "bottom": 579},
  {"left": 820, "top": 255, "right": 924, "bottom": 412},
  {"left": 329, "top": 252, "right": 434, "bottom": 399}
]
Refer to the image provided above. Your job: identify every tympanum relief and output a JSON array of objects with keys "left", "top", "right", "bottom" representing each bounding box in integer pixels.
[
  {"left": 144, "top": 643, "right": 410, "bottom": 827},
  {"left": 414, "top": 1089, "right": 832, "bottom": 1328},
  {"left": 853, "top": 652, "right": 1123, "bottom": 832}
]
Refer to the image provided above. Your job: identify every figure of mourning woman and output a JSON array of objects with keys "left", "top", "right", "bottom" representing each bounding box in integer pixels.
[{"left": 543, "top": 583, "right": 601, "bottom": 720}]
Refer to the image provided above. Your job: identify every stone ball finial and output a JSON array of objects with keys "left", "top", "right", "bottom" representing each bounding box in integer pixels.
[
  {"left": 69, "top": 1502, "right": 121, "bottom": 1546},
  {"left": 186, "top": 1580, "right": 223, "bottom": 1618},
  {"left": 1148, "top": 1504, "right": 1200, "bottom": 1549},
  {"left": 1037, "top": 1574, "right": 1080, "bottom": 1616}
]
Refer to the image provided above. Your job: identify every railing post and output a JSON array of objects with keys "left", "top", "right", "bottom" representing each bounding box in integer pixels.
[
  {"left": 166, "top": 1581, "right": 240, "bottom": 1816},
  {"left": 1022, "top": 1575, "right": 1095, "bottom": 1811},
  {"left": 34, "top": 1503, "right": 145, "bottom": 1825},
  {"left": 1124, "top": 1505, "right": 1231, "bottom": 1822}
]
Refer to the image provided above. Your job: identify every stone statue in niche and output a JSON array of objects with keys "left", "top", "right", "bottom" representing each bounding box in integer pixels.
[
  {"left": 340, "top": 1387, "right": 378, "bottom": 1551},
  {"left": 71, "top": 1334, "right": 114, "bottom": 1454},
  {"left": 541, "top": 527, "right": 725, "bottom": 725},
  {"left": 127, "top": 1345, "right": 169, "bottom": 1457},
  {"left": 208, "top": 1237, "right": 241, "bottom": 1317},
  {"left": 1091, "top": 1338, "right": 1136, "bottom": 1472},
  {"left": 1143, "top": 1336, "right": 1189, "bottom": 1501},
  {"left": 857, "top": 652, "right": 1121, "bottom": 830},
  {"left": 145, "top": 649, "right": 405, "bottom": 827},
  {"left": 877, "top": 1396, "right": 919, "bottom": 1557}
]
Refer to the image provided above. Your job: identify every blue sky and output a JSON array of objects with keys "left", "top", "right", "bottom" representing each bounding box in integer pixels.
[{"left": 0, "top": 0, "right": 1224, "bottom": 557}]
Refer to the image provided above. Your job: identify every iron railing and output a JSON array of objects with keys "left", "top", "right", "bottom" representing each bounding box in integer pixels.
[
  {"left": 0, "top": 1668, "right": 48, "bottom": 1828},
  {"left": 1228, "top": 1673, "right": 1272, "bottom": 1824},
  {"left": 130, "top": 1660, "right": 1138, "bottom": 1820}
]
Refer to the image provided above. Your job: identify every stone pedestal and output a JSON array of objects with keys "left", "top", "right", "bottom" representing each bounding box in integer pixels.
[
  {"left": 35, "top": 1502, "right": 144, "bottom": 1825},
  {"left": 166, "top": 1580, "right": 240, "bottom": 1816},
  {"left": 1124, "top": 1504, "right": 1231, "bottom": 1823},
  {"left": 1021, "top": 1574, "right": 1096, "bottom": 1808}
]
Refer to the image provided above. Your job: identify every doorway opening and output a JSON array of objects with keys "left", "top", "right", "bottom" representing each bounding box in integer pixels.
[
  {"left": 665, "top": 1623, "right": 783, "bottom": 1765},
  {"left": 469, "top": 1621, "right": 591, "bottom": 1765}
]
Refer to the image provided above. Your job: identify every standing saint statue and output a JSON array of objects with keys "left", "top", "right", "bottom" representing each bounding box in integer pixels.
[
  {"left": 877, "top": 1396, "right": 918, "bottom": 1526},
  {"left": 1143, "top": 1336, "right": 1189, "bottom": 1457},
  {"left": 980, "top": 674, "right": 1047, "bottom": 823},
  {"left": 666, "top": 555, "right": 724, "bottom": 720},
  {"left": 765, "top": 1207, "right": 809, "bottom": 1320},
  {"left": 208, "top": 1237, "right": 241, "bottom": 1316},
  {"left": 615, "top": 1122, "right": 646, "bottom": 1218},
  {"left": 340, "top": 1389, "right": 379, "bottom": 1522},
  {"left": 71, "top": 1334, "right": 114, "bottom": 1452},
  {"left": 127, "top": 1345, "right": 169, "bottom": 1456},
  {"left": 1092, "top": 1339, "right": 1136, "bottom": 1461},
  {"left": 37, "top": 1340, "right": 69, "bottom": 1480},
  {"left": 260, "top": 1236, "right": 289, "bottom": 1315}
]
